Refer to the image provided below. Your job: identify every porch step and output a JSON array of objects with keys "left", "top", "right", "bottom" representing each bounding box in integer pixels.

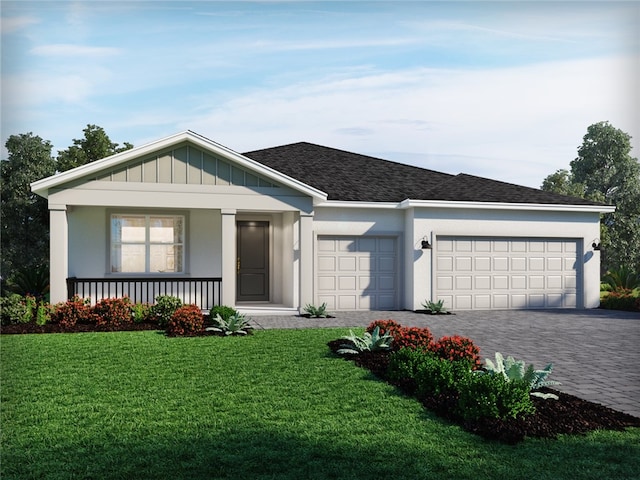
[{"left": 235, "top": 305, "right": 299, "bottom": 316}]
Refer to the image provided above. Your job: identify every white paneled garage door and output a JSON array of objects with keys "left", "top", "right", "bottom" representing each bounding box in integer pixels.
[
  {"left": 436, "top": 237, "right": 580, "bottom": 310},
  {"left": 316, "top": 236, "right": 397, "bottom": 310}
]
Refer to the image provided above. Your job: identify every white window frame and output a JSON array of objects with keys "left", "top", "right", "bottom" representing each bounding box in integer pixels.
[{"left": 110, "top": 213, "right": 185, "bottom": 274}]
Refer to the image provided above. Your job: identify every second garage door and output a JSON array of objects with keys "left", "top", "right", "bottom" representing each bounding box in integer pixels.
[
  {"left": 435, "top": 236, "right": 580, "bottom": 310},
  {"left": 316, "top": 236, "right": 398, "bottom": 310}
]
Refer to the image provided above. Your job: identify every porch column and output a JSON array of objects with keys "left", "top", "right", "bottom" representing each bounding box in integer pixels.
[
  {"left": 221, "top": 209, "right": 237, "bottom": 307},
  {"left": 298, "top": 212, "right": 314, "bottom": 312},
  {"left": 49, "top": 205, "right": 68, "bottom": 304}
]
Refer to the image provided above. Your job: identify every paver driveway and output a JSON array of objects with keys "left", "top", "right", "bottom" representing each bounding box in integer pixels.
[{"left": 251, "top": 309, "right": 640, "bottom": 418}]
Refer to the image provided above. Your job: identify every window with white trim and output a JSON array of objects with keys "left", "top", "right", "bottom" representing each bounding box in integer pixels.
[{"left": 110, "top": 214, "right": 184, "bottom": 273}]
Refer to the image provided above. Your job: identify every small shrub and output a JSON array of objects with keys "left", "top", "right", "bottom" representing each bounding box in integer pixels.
[
  {"left": 0, "top": 294, "right": 30, "bottom": 325},
  {"left": 93, "top": 297, "right": 133, "bottom": 327},
  {"left": 151, "top": 295, "right": 183, "bottom": 328},
  {"left": 602, "top": 266, "right": 640, "bottom": 291},
  {"left": 209, "top": 305, "right": 238, "bottom": 321},
  {"left": 6, "top": 265, "right": 50, "bottom": 300},
  {"left": 394, "top": 326, "right": 434, "bottom": 351},
  {"left": 303, "top": 303, "right": 329, "bottom": 318},
  {"left": 50, "top": 296, "right": 94, "bottom": 328},
  {"left": 456, "top": 373, "right": 535, "bottom": 421},
  {"left": 131, "top": 303, "right": 153, "bottom": 324},
  {"left": 387, "top": 348, "right": 472, "bottom": 397},
  {"left": 166, "top": 304, "right": 204, "bottom": 336},
  {"left": 430, "top": 335, "right": 481, "bottom": 370},
  {"left": 206, "top": 313, "right": 253, "bottom": 336},
  {"left": 36, "top": 303, "right": 51, "bottom": 326},
  {"left": 421, "top": 299, "right": 448, "bottom": 314},
  {"left": 483, "top": 352, "right": 561, "bottom": 400},
  {"left": 600, "top": 289, "right": 640, "bottom": 312},
  {"left": 366, "top": 321, "right": 433, "bottom": 351},
  {"left": 366, "top": 319, "right": 402, "bottom": 337},
  {"left": 337, "top": 326, "right": 394, "bottom": 354},
  {"left": 387, "top": 347, "right": 428, "bottom": 384}
]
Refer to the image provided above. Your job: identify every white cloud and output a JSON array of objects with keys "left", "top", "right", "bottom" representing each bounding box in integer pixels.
[{"left": 176, "top": 55, "right": 639, "bottom": 188}]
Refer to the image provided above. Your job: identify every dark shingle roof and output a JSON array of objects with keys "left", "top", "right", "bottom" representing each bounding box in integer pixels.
[{"left": 243, "top": 142, "right": 601, "bottom": 206}]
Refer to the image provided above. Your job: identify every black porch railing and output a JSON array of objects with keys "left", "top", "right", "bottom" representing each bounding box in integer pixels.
[{"left": 66, "top": 277, "right": 222, "bottom": 310}]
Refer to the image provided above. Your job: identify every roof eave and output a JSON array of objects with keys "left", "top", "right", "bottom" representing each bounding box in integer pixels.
[{"left": 399, "top": 199, "right": 615, "bottom": 213}]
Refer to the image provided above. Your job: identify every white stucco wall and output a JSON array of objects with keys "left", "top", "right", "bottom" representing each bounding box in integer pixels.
[
  {"left": 66, "top": 206, "right": 223, "bottom": 278},
  {"left": 407, "top": 206, "right": 602, "bottom": 310},
  {"left": 314, "top": 204, "right": 602, "bottom": 310},
  {"left": 313, "top": 207, "right": 404, "bottom": 235}
]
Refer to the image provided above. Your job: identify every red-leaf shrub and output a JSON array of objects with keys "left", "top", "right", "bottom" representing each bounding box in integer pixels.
[
  {"left": 366, "top": 319, "right": 402, "bottom": 336},
  {"left": 166, "top": 304, "right": 204, "bottom": 336},
  {"left": 394, "top": 326, "right": 434, "bottom": 351},
  {"left": 430, "top": 335, "right": 481, "bottom": 369},
  {"left": 93, "top": 297, "right": 133, "bottom": 327},
  {"left": 366, "top": 320, "right": 433, "bottom": 351},
  {"left": 50, "top": 296, "right": 94, "bottom": 328},
  {"left": 600, "top": 290, "right": 640, "bottom": 312}
]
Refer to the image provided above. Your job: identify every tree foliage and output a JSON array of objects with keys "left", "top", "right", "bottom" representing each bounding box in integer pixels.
[
  {"left": 541, "top": 121, "right": 640, "bottom": 272},
  {"left": 56, "top": 124, "right": 133, "bottom": 172},
  {"left": 1, "top": 133, "right": 56, "bottom": 277},
  {"left": 1, "top": 125, "right": 132, "bottom": 287}
]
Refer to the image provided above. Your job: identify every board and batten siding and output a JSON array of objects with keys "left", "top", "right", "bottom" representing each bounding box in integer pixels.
[{"left": 95, "top": 143, "right": 279, "bottom": 188}]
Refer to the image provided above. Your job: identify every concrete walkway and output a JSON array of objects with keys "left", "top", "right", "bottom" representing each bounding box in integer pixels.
[{"left": 250, "top": 309, "right": 640, "bottom": 418}]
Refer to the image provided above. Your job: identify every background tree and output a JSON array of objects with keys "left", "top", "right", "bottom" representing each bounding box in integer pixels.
[
  {"left": 1, "top": 133, "right": 56, "bottom": 279},
  {"left": 1, "top": 126, "right": 132, "bottom": 294},
  {"left": 541, "top": 121, "right": 640, "bottom": 272},
  {"left": 56, "top": 124, "right": 133, "bottom": 172}
]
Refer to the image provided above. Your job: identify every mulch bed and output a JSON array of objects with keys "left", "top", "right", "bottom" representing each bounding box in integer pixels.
[
  {"left": 327, "top": 339, "right": 640, "bottom": 444},
  {"left": 1, "top": 322, "right": 161, "bottom": 334},
  {"left": 0, "top": 322, "right": 250, "bottom": 337}
]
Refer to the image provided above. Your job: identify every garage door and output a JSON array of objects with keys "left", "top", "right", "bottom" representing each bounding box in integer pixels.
[
  {"left": 436, "top": 237, "right": 580, "bottom": 310},
  {"left": 316, "top": 236, "right": 397, "bottom": 310}
]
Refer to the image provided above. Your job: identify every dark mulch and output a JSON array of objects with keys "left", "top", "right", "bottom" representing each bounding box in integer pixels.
[
  {"left": 327, "top": 339, "right": 640, "bottom": 444},
  {"left": 1, "top": 322, "right": 251, "bottom": 337},
  {"left": 1, "top": 322, "right": 161, "bottom": 334},
  {"left": 413, "top": 310, "right": 454, "bottom": 315}
]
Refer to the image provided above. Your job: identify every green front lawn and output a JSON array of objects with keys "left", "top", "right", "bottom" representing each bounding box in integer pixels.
[{"left": 2, "top": 329, "right": 639, "bottom": 480}]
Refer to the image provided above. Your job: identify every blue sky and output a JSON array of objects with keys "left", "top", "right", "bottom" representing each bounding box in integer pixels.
[{"left": 1, "top": 1, "right": 638, "bottom": 188}]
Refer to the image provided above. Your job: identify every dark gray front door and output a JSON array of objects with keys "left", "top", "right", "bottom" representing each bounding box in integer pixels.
[{"left": 236, "top": 221, "right": 269, "bottom": 301}]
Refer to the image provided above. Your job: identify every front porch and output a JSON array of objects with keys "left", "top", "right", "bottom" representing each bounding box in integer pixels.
[{"left": 66, "top": 276, "right": 222, "bottom": 310}]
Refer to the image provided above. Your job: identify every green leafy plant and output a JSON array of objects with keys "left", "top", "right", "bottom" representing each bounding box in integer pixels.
[
  {"left": 303, "top": 303, "right": 329, "bottom": 318},
  {"left": 0, "top": 294, "right": 31, "bottom": 325},
  {"left": 421, "top": 299, "right": 448, "bottom": 314},
  {"left": 6, "top": 265, "right": 50, "bottom": 300},
  {"left": 35, "top": 303, "right": 51, "bottom": 325},
  {"left": 206, "top": 312, "right": 253, "bottom": 335},
  {"left": 456, "top": 372, "right": 535, "bottom": 421},
  {"left": 131, "top": 302, "right": 153, "bottom": 324},
  {"left": 387, "top": 348, "right": 473, "bottom": 397},
  {"left": 151, "top": 295, "right": 183, "bottom": 328},
  {"left": 209, "top": 305, "right": 238, "bottom": 321},
  {"left": 602, "top": 266, "right": 640, "bottom": 292},
  {"left": 92, "top": 297, "right": 133, "bottom": 327},
  {"left": 166, "top": 304, "right": 204, "bottom": 336},
  {"left": 337, "top": 326, "right": 394, "bottom": 354},
  {"left": 483, "top": 352, "right": 561, "bottom": 400}
]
